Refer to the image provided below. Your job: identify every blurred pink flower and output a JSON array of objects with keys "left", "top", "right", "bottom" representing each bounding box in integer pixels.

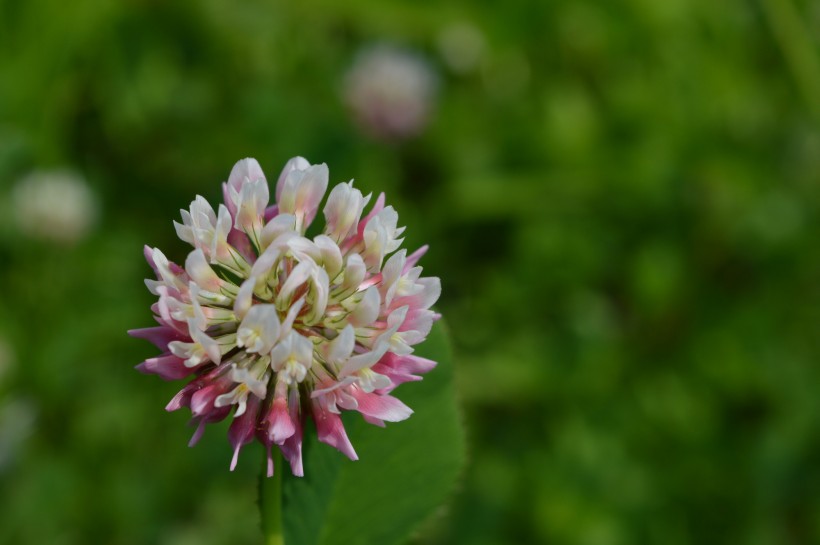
[
  {"left": 344, "top": 45, "right": 438, "bottom": 140},
  {"left": 130, "top": 158, "right": 440, "bottom": 476}
]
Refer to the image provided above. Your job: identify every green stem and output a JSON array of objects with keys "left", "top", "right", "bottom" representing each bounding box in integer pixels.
[{"left": 259, "top": 448, "right": 284, "bottom": 545}]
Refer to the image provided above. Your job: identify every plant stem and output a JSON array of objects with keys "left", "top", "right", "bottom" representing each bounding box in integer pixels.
[{"left": 260, "top": 448, "right": 284, "bottom": 545}]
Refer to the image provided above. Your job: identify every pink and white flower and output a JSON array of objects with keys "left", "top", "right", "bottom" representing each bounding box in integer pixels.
[{"left": 130, "top": 157, "right": 441, "bottom": 476}]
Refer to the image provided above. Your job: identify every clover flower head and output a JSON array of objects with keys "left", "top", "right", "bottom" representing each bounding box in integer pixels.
[
  {"left": 344, "top": 45, "right": 438, "bottom": 140},
  {"left": 130, "top": 158, "right": 441, "bottom": 476}
]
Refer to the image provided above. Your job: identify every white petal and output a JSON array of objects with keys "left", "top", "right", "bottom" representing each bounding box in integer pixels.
[
  {"left": 307, "top": 267, "right": 330, "bottom": 323},
  {"left": 311, "top": 376, "right": 358, "bottom": 397},
  {"left": 358, "top": 369, "right": 391, "bottom": 393},
  {"left": 190, "top": 196, "right": 217, "bottom": 226},
  {"left": 387, "top": 305, "right": 409, "bottom": 330},
  {"left": 278, "top": 164, "right": 329, "bottom": 230},
  {"left": 237, "top": 304, "right": 281, "bottom": 354},
  {"left": 190, "top": 325, "right": 222, "bottom": 364},
  {"left": 293, "top": 333, "right": 314, "bottom": 364},
  {"left": 185, "top": 249, "right": 222, "bottom": 293},
  {"left": 174, "top": 220, "right": 194, "bottom": 245},
  {"left": 260, "top": 213, "right": 297, "bottom": 248},
  {"left": 270, "top": 332, "right": 294, "bottom": 368},
  {"left": 325, "top": 325, "right": 355, "bottom": 365},
  {"left": 152, "top": 248, "right": 186, "bottom": 291},
  {"left": 251, "top": 245, "right": 281, "bottom": 279},
  {"left": 314, "top": 235, "right": 343, "bottom": 278},
  {"left": 340, "top": 342, "right": 389, "bottom": 377},
  {"left": 349, "top": 286, "right": 381, "bottom": 327},
  {"left": 280, "top": 297, "right": 305, "bottom": 337},
  {"left": 188, "top": 283, "right": 208, "bottom": 330},
  {"left": 234, "top": 277, "right": 256, "bottom": 319},
  {"left": 380, "top": 250, "right": 406, "bottom": 306},
  {"left": 323, "top": 181, "right": 370, "bottom": 241},
  {"left": 288, "top": 236, "right": 321, "bottom": 262},
  {"left": 276, "top": 156, "right": 311, "bottom": 202},
  {"left": 361, "top": 217, "right": 388, "bottom": 271},
  {"left": 340, "top": 253, "right": 366, "bottom": 294},
  {"left": 417, "top": 277, "right": 441, "bottom": 309},
  {"left": 278, "top": 261, "right": 314, "bottom": 304},
  {"left": 230, "top": 365, "right": 269, "bottom": 399},
  {"left": 234, "top": 178, "right": 269, "bottom": 234},
  {"left": 211, "top": 204, "right": 233, "bottom": 263}
]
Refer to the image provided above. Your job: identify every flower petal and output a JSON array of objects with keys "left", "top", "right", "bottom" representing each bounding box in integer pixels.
[
  {"left": 312, "top": 400, "right": 358, "bottom": 460},
  {"left": 350, "top": 389, "right": 413, "bottom": 422}
]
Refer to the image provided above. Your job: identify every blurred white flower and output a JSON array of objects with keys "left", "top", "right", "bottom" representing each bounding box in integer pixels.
[
  {"left": 0, "top": 339, "right": 32, "bottom": 473},
  {"left": 12, "top": 170, "right": 98, "bottom": 244},
  {"left": 0, "top": 398, "right": 36, "bottom": 472},
  {"left": 437, "top": 22, "right": 486, "bottom": 75},
  {"left": 344, "top": 45, "right": 438, "bottom": 140}
]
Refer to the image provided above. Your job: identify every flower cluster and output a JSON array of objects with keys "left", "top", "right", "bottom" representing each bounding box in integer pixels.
[{"left": 130, "top": 158, "right": 440, "bottom": 476}]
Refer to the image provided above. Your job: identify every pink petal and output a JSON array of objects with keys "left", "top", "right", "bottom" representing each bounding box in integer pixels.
[
  {"left": 350, "top": 389, "right": 413, "bottom": 422},
  {"left": 264, "top": 204, "right": 279, "bottom": 222},
  {"left": 371, "top": 354, "right": 437, "bottom": 392},
  {"left": 265, "top": 398, "right": 295, "bottom": 445},
  {"left": 279, "top": 423, "right": 304, "bottom": 477},
  {"left": 189, "top": 418, "right": 208, "bottom": 447},
  {"left": 392, "top": 353, "right": 438, "bottom": 375},
  {"left": 280, "top": 391, "right": 305, "bottom": 476},
  {"left": 370, "top": 364, "right": 420, "bottom": 393},
  {"left": 135, "top": 353, "right": 196, "bottom": 381},
  {"left": 128, "top": 326, "right": 187, "bottom": 350},
  {"left": 362, "top": 414, "right": 386, "bottom": 427},
  {"left": 168, "top": 260, "right": 187, "bottom": 277},
  {"left": 190, "top": 373, "right": 233, "bottom": 417},
  {"left": 360, "top": 192, "right": 386, "bottom": 234},
  {"left": 228, "top": 395, "right": 261, "bottom": 471},
  {"left": 227, "top": 229, "right": 256, "bottom": 263},
  {"left": 404, "top": 245, "right": 429, "bottom": 271},
  {"left": 265, "top": 443, "right": 275, "bottom": 477},
  {"left": 390, "top": 277, "right": 440, "bottom": 312},
  {"left": 255, "top": 429, "right": 277, "bottom": 477},
  {"left": 312, "top": 400, "right": 358, "bottom": 461},
  {"left": 166, "top": 380, "right": 204, "bottom": 411},
  {"left": 398, "top": 309, "right": 437, "bottom": 338},
  {"left": 188, "top": 406, "right": 231, "bottom": 446},
  {"left": 143, "top": 245, "right": 159, "bottom": 275}
]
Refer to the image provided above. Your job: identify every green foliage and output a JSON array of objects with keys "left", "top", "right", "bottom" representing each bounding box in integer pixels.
[{"left": 282, "top": 322, "right": 464, "bottom": 545}]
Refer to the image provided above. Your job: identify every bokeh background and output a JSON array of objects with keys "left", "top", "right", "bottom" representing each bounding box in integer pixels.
[{"left": 1, "top": 0, "right": 819, "bottom": 543}]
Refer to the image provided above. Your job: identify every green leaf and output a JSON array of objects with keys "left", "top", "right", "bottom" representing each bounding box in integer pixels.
[{"left": 282, "top": 321, "right": 465, "bottom": 545}]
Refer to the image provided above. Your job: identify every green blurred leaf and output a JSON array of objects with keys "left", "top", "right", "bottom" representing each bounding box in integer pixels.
[{"left": 282, "top": 321, "right": 464, "bottom": 545}]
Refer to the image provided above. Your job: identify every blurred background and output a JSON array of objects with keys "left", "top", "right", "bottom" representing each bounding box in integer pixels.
[{"left": 1, "top": 0, "right": 819, "bottom": 543}]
